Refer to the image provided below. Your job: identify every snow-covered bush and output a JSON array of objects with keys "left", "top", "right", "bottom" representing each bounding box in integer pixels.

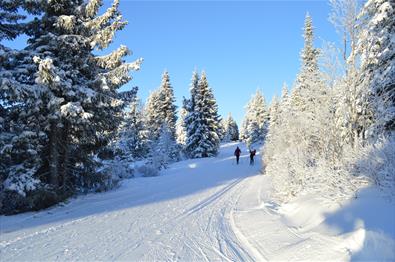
[
  {"left": 138, "top": 164, "right": 159, "bottom": 177},
  {"left": 264, "top": 2, "right": 395, "bottom": 203},
  {"left": 348, "top": 137, "right": 395, "bottom": 197}
]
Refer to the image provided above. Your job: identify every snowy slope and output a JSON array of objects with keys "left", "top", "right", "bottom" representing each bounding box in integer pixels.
[{"left": 1, "top": 142, "right": 394, "bottom": 261}]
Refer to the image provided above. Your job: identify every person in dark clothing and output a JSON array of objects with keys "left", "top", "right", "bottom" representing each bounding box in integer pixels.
[
  {"left": 249, "top": 149, "right": 256, "bottom": 165},
  {"left": 234, "top": 146, "right": 241, "bottom": 165}
]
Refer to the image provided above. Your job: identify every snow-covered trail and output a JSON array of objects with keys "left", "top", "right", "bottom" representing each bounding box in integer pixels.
[
  {"left": 2, "top": 142, "right": 394, "bottom": 261},
  {"left": 0, "top": 142, "right": 262, "bottom": 261}
]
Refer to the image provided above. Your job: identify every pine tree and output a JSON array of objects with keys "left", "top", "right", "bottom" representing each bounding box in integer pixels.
[
  {"left": 185, "top": 71, "right": 220, "bottom": 158},
  {"left": 0, "top": 0, "right": 142, "bottom": 213}
]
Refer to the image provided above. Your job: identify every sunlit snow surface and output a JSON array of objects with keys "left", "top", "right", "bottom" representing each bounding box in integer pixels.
[{"left": 1, "top": 142, "right": 394, "bottom": 261}]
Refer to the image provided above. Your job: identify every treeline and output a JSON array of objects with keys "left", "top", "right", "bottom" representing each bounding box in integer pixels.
[{"left": 263, "top": 0, "right": 394, "bottom": 201}]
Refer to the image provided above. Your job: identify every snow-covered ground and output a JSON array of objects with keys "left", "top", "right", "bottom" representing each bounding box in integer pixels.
[{"left": 1, "top": 142, "right": 394, "bottom": 261}]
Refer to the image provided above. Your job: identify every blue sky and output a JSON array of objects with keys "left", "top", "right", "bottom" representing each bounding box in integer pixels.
[
  {"left": 2, "top": 0, "right": 340, "bottom": 125},
  {"left": 108, "top": 0, "right": 339, "bottom": 125}
]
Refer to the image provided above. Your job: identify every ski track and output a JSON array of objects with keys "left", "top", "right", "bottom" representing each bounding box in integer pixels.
[{"left": 0, "top": 142, "right": 356, "bottom": 261}]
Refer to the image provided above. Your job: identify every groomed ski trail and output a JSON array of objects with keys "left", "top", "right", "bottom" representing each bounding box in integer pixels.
[
  {"left": 1, "top": 142, "right": 374, "bottom": 261},
  {"left": 0, "top": 142, "right": 262, "bottom": 261}
]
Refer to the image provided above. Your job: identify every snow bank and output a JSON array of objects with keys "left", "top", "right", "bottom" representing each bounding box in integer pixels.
[{"left": 279, "top": 186, "right": 395, "bottom": 261}]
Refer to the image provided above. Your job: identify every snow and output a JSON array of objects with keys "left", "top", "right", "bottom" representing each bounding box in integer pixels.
[{"left": 1, "top": 142, "right": 394, "bottom": 261}]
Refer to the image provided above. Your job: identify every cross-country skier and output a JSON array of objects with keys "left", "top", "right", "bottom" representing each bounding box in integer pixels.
[
  {"left": 249, "top": 149, "right": 256, "bottom": 165},
  {"left": 234, "top": 146, "right": 241, "bottom": 165}
]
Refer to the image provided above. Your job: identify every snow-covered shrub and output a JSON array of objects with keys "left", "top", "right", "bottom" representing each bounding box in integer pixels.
[
  {"left": 138, "top": 164, "right": 159, "bottom": 177},
  {"left": 347, "top": 137, "right": 395, "bottom": 197},
  {"left": 0, "top": 187, "right": 60, "bottom": 215}
]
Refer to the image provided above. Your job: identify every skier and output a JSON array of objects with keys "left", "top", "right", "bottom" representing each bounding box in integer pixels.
[
  {"left": 234, "top": 146, "right": 241, "bottom": 165},
  {"left": 249, "top": 149, "right": 256, "bottom": 165}
]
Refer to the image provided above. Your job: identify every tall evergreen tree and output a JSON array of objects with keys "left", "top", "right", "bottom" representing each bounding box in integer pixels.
[
  {"left": 117, "top": 96, "right": 149, "bottom": 160},
  {"left": 0, "top": 1, "right": 24, "bottom": 42},
  {"left": 241, "top": 89, "right": 269, "bottom": 147},
  {"left": 144, "top": 89, "right": 162, "bottom": 141},
  {"left": 151, "top": 123, "right": 180, "bottom": 169},
  {"left": 222, "top": 113, "right": 239, "bottom": 142},
  {"left": 185, "top": 72, "right": 220, "bottom": 158},
  {"left": 159, "top": 71, "right": 177, "bottom": 136},
  {"left": 291, "top": 13, "right": 325, "bottom": 114},
  {"left": 357, "top": 0, "right": 395, "bottom": 134},
  {"left": 144, "top": 71, "right": 177, "bottom": 141},
  {"left": 176, "top": 97, "right": 188, "bottom": 146},
  {"left": 0, "top": 0, "right": 142, "bottom": 213}
]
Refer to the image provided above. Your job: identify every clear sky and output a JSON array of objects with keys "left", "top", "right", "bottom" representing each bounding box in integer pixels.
[
  {"left": 105, "top": 0, "right": 340, "bottom": 125},
  {"left": 2, "top": 0, "right": 341, "bottom": 125}
]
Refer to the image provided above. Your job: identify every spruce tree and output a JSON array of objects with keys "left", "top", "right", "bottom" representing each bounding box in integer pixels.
[
  {"left": 357, "top": 0, "right": 395, "bottom": 134},
  {"left": 151, "top": 124, "right": 180, "bottom": 169},
  {"left": 117, "top": 96, "right": 149, "bottom": 160},
  {"left": 223, "top": 113, "right": 239, "bottom": 142},
  {"left": 185, "top": 72, "right": 220, "bottom": 158},
  {"left": 159, "top": 71, "right": 177, "bottom": 136},
  {"left": 0, "top": 0, "right": 142, "bottom": 212},
  {"left": 241, "top": 89, "right": 269, "bottom": 147},
  {"left": 176, "top": 97, "right": 188, "bottom": 146},
  {"left": 145, "top": 71, "right": 177, "bottom": 141},
  {"left": 0, "top": 1, "right": 25, "bottom": 42},
  {"left": 144, "top": 89, "right": 162, "bottom": 141},
  {"left": 292, "top": 13, "right": 325, "bottom": 114}
]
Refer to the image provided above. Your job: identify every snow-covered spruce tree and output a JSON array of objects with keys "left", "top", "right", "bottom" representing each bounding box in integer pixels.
[
  {"left": 291, "top": 13, "right": 326, "bottom": 115},
  {"left": 176, "top": 97, "right": 188, "bottom": 146},
  {"left": 0, "top": 0, "right": 26, "bottom": 42},
  {"left": 158, "top": 71, "right": 178, "bottom": 136},
  {"left": 222, "top": 113, "right": 239, "bottom": 142},
  {"left": 267, "top": 95, "right": 281, "bottom": 131},
  {"left": 145, "top": 71, "right": 177, "bottom": 141},
  {"left": 241, "top": 89, "right": 269, "bottom": 147},
  {"left": 150, "top": 124, "right": 180, "bottom": 170},
  {"left": 144, "top": 89, "right": 162, "bottom": 141},
  {"left": 357, "top": 0, "right": 395, "bottom": 135},
  {"left": 0, "top": 0, "right": 142, "bottom": 213},
  {"left": 117, "top": 96, "right": 149, "bottom": 160},
  {"left": 185, "top": 71, "right": 221, "bottom": 158}
]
